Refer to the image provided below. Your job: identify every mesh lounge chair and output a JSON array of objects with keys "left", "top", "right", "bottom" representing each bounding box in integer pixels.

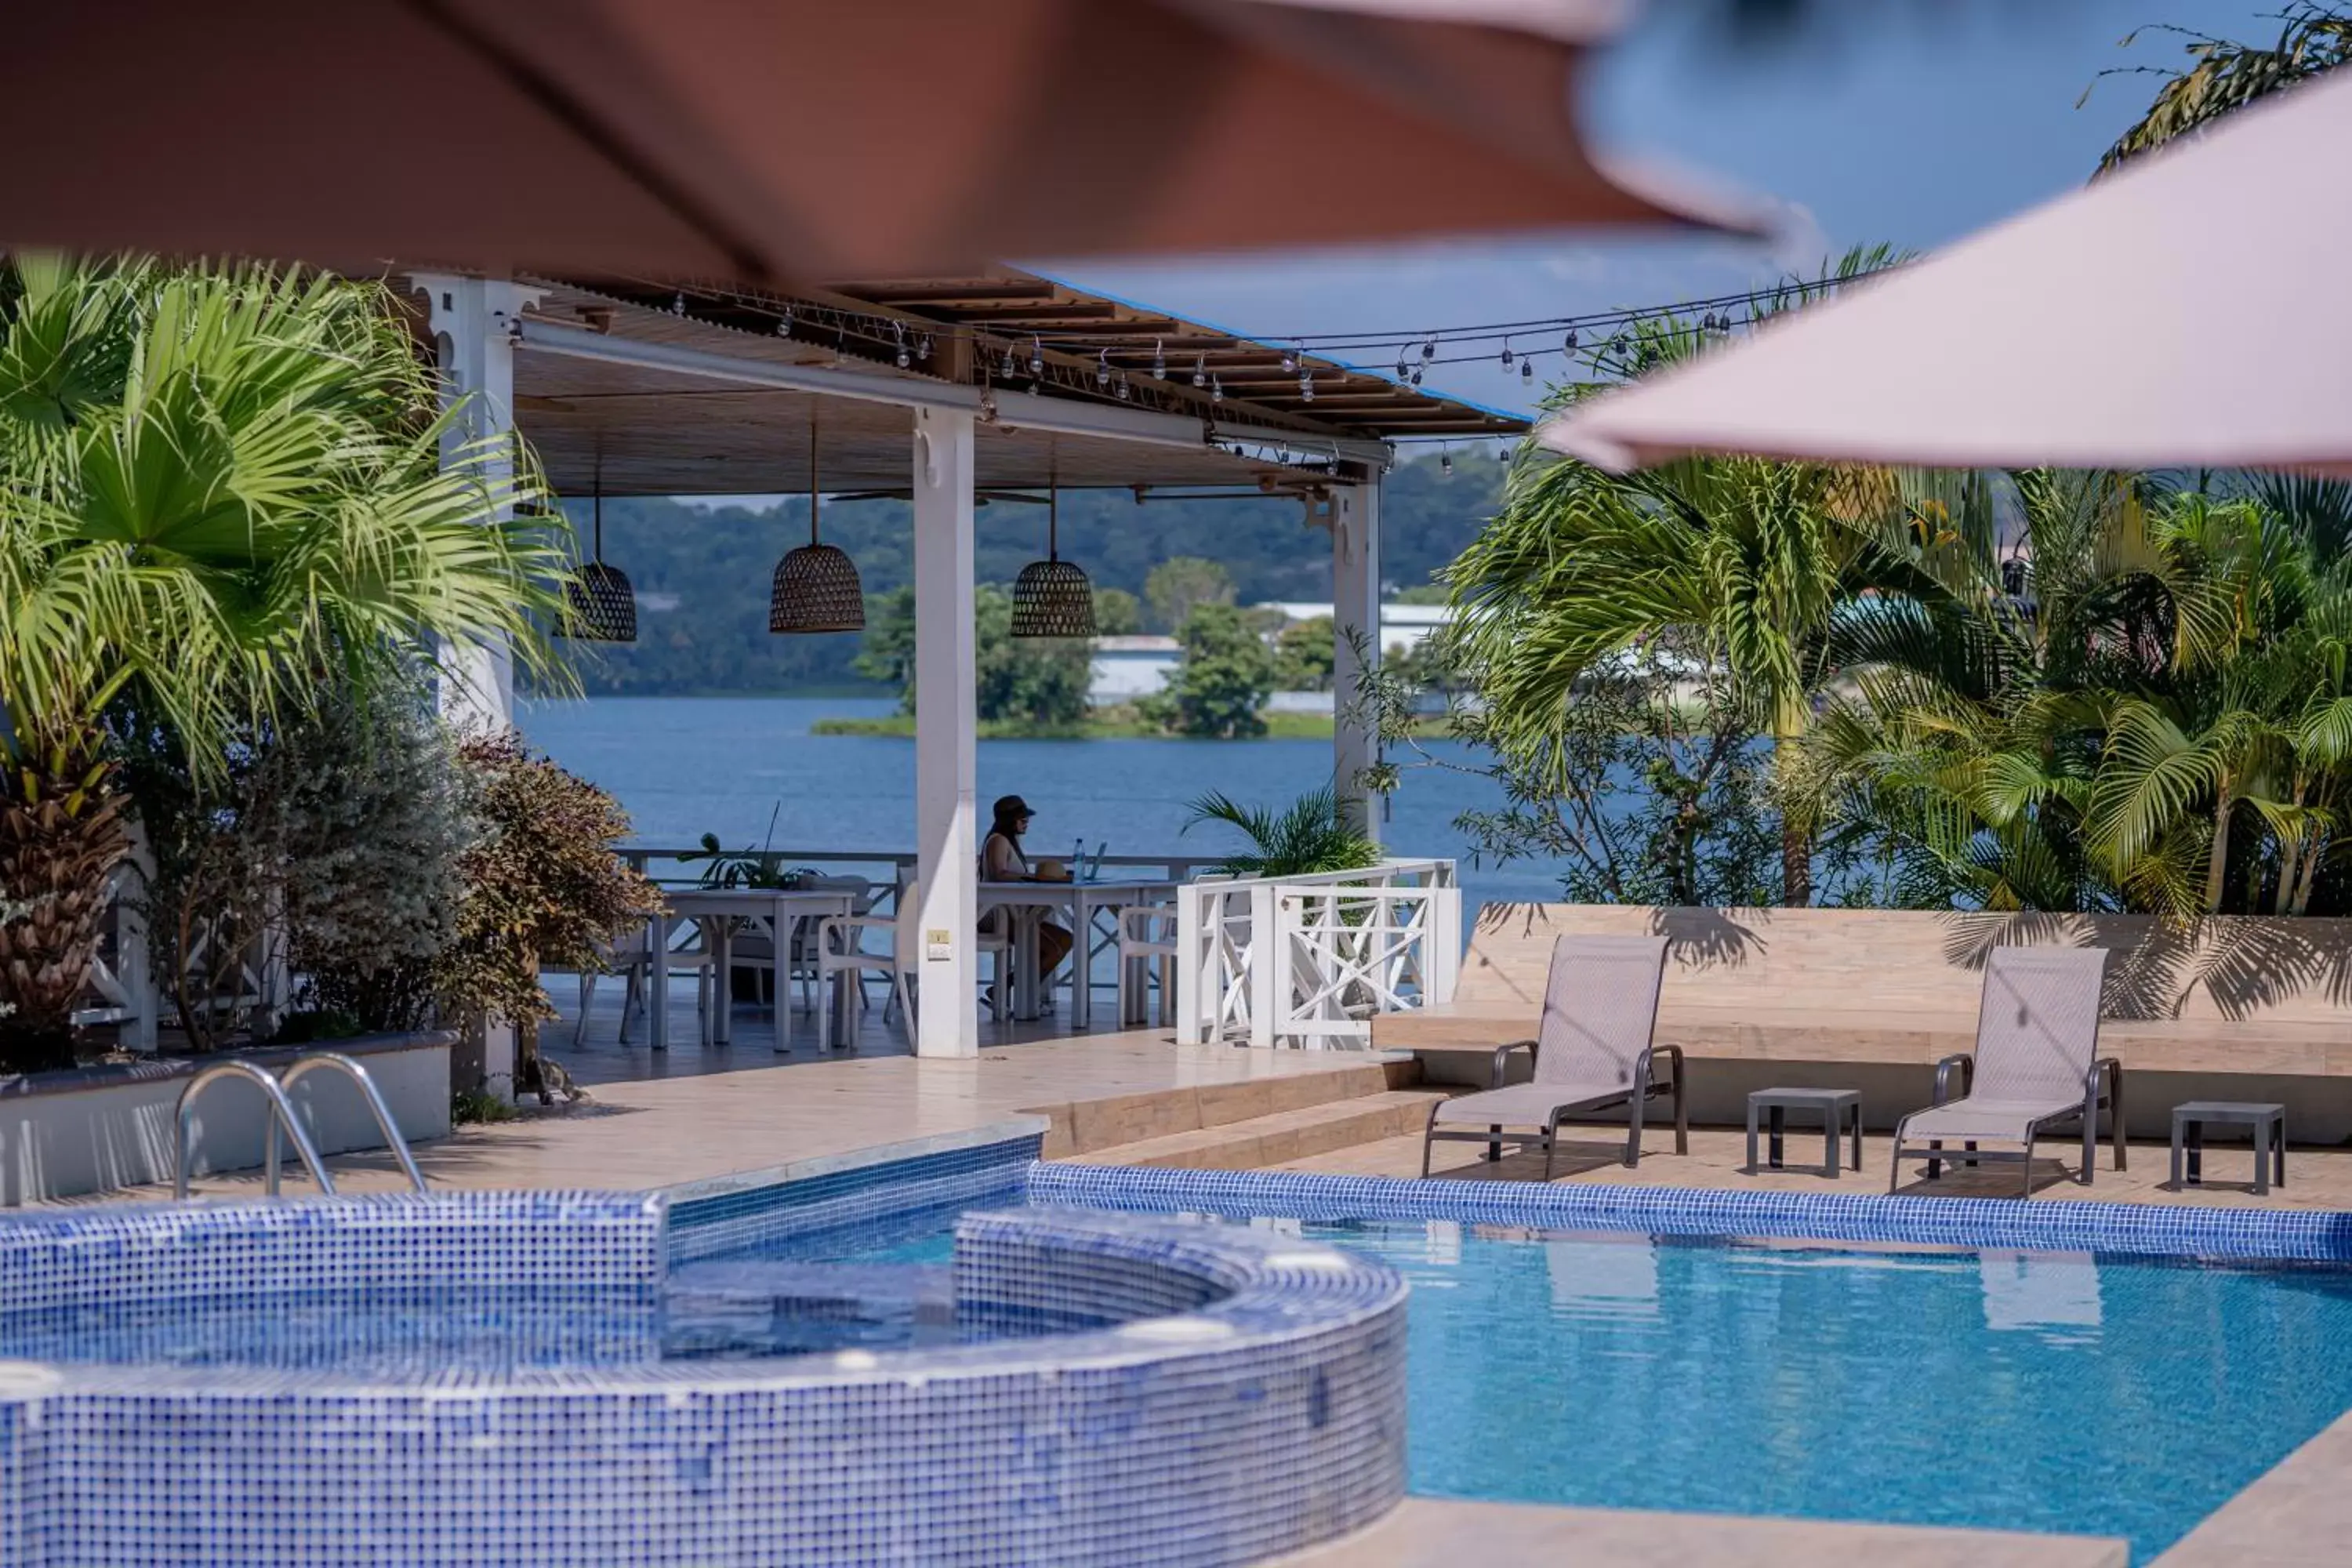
[
  {"left": 1420, "top": 933, "right": 1685, "bottom": 1178},
  {"left": 1888, "top": 945, "right": 2124, "bottom": 1199}
]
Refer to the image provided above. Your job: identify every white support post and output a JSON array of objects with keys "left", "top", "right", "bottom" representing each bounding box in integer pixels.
[
  {"left": 1332, "top": 480, "right": 1384, "bottom": 843},
  {"left": 414, "top": 274, "right": 540, "bottom": 737},
  {"left": 413, "top": 274, "right": 539, "bottom": 1102},
  {"left": 913, "top": 407, "right": 980, "bottom": 1059}
]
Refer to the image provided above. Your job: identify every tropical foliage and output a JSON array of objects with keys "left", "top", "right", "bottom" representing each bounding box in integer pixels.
[
  {"left": 1428, "top": 249, "right": 1903, "bottom": 907},
  {"left": 1182, "top": 787, "right": 1381, "bottom": 879},
  {"left": 1804, "top": 472, "right": 2352, "bottom": 917},
  {"left": 855, "top": 584, "right": 1092, "bottom": 731},
  {"left": 2089, "top": 4, "right": 2350, "bottom": 169},
  {"left": 436, "top": 731, "right": 662, "bottom": 1101},
  {"left": 0, "top": 255, "right": 567, "bottom": 1069}
]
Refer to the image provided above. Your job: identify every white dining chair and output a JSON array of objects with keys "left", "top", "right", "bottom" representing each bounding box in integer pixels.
[
  {"left": 1116, "top": 903, "right": 1180, "bottom": 1026},
  {"left": 576, "top": 918, "right": 719, "bottom": 1048},
  {"left": 816, "top": 880, "right": 1007, "bottom": 1047}
]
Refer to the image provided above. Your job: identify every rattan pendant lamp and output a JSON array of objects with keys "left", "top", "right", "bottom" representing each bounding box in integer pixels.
[
  {"left": 557, "top": 459, "right": 638, "bottom": 643},
  {"left": 1009, "top": 448, "right": 1095, "bottom": 638},
  {"left": 769, "top": 405, "right": 864, "bottom": 633}
]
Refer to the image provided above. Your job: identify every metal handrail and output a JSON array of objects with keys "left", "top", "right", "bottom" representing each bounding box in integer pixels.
[
  {"left": 173, "top": 1061, "right": 336, "bottom": 1200},
  {"left": 278, "top": 1051, "right": 429, "bottom": 1195}
]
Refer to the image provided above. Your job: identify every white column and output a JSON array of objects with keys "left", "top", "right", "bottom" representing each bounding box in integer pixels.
[
  {"left": 1332, "top": 478, "right": 1384, "bottom": 844},
  {"left": 414, "top": 274, "right": 541, "bottom": 735},
  {"left": 912, "top": 407, "right": 980, "bottom": 1058},
  {"left": 413, "top": 274, "right": 539, "bottom": 1102}
]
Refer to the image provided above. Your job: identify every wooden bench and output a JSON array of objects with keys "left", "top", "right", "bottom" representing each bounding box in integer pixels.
[{"left": 1376, "top": 906, "right": 2352, "bottom": 1140}]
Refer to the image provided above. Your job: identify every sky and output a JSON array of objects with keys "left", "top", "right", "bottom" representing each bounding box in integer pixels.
[{"left": 1061, "top": 0, "right": 2284, "bottom": 422}]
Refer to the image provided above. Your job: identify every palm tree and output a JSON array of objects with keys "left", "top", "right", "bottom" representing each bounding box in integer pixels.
[
  {"left": 1449, "top": 255, "right": 1911, "bottom": 906},
  {"left": 0, "top": 256, "right": 568, "bottom": 1067},
  {"left": 2090, "top": 5, "right": 2351, "bottom": 170},
  {"left": 1182, "top": 788, "right": 1380, "bottom": 877},
  {"left": 1806, "top": 473, "right": 2350, "bottom": 917}
]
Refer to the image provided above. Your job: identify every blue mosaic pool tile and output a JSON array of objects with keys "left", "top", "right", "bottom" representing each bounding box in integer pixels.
[
  {"left": 1025, "top": 1162, "right": 2352, "bottom": 1262},
  {"left": 664, "top": 1131, "right": 1040, "bottom": 1264},
  {"left": 0, "top": 1184, "right": 1402, "bottom": 1566}
]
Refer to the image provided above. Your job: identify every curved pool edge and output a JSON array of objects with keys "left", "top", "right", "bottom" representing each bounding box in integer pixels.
[{"left": 0, "top": 1193, "right": 1406, "bottom": 1568}]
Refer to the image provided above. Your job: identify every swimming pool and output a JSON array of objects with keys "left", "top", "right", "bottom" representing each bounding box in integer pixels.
[{"left": 768, "top": 1184, "right": 2352, "bottom": 1565}]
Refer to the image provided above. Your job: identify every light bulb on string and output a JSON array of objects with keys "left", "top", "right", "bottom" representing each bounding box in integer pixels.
[
  {"left": 1299, "top": 370, "right": 1315, "bottom": 403},
  {"left": 1192, "top": 353, "right": 1207, "bottom": 388},
  {"left": 1151, "top": 339, "right": 1166, "bottom": 379},
  {"left": 670, "top": 292, "right": 686, "bottom": 315},
  {"left": 918, "top": 333, "right": 934, "bottom": 360},
  {"left": 1280, "top": 340, "right": 1298, "bottom": 373},
  {"left": 776, "top": 307, "right": 793, "bottom": 337},
  {"left": 1564, "top": 328, "right": 1579, "bottom": 353},
  {"left": 1001, "top": 345, "right": 1018, "bottom": 379},
  {"left": 1420, "top": 335, "right": 1436, "bottom": 362},
  {"left": 1440, "top": 445, "right": 1453, "bottom": 476},
  {"left": 1210, "top": 376, "right": 1224, "bottom": 405},
  {"left": 893, "top": 322, "right": 910, "bottom": 368},
  {"left": 1116, "top": 372, "right": 1131, "bottom": 401},
  {"left": 1029, "top": 336, "right": 1045, "bottom": 376},
  {"left": 1500, "top": 339, "right": 1514, "bottom": 369},
  {"left": 1095, "top": 350, "right": 1110, "bottom": 387},
  {"left": 1520, "top": 358, "right": 1534, "bottom": 384},
  {"left": 1395, "top": 354, "right": 1410, "bottom": 379},
  {"left": 1409, "top": 366, "right": 1424, "bottom": 388}
]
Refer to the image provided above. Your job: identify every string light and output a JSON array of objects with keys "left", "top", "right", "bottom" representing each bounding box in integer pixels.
[
  {"left": 1210, "top": 375, "right": 1224, "bottom": 404},
  {"left": 1521, "top": 358, "right": 1534, "bottom": 384},
  {"left": 1420, "top": 335, "right": 1436, "bottom": 362},
  {"left": 893, "top": 321, "right": 910, "bottom": 368},
  {"left": 1192, "top": 352, "right": 1207, "bottom": 388},
  {"left": 775, "top": 307, "right": 793, "bottom": 336},
  {"left": 1000, "top": 344, "right": 1018, "bottom": 379},
  {"left": 671, "top": 292, "right": 686, "bottom": 315},
  {"left": 1280, "top": 340, "right": 1299, "bottom": 373},
  {"left": 1116, "top": 372, "right": 1131, "bottom": 401},
  {"left": 1151, "top": 339, "right": 1166, "bottom": 379},
  {"left": 1564, "top": 328, "right": 1578, "bottom": 353},
  {"left": 1439, "top": 445, "right": 1453, "bottom": 476},
  {"left": 1029, "top": 336, "right": 1045, "bottom": 376},
  {"left": 1500, "top": 338, "right": 1514, "bottom": 369},
  {"left": 1095, "top": 350, "right": 1110, "bottom": 387},
  {"left": 918, "top": 332, "right": 934, "bottom": 360},
  {"left": 1299, "top": 370, "right": 1315, "bottom": 403}
]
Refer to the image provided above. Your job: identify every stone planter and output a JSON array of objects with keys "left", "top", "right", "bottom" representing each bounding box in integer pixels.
[{"left": 0, "top": 1031, "right": 453, "bottom": 1205}]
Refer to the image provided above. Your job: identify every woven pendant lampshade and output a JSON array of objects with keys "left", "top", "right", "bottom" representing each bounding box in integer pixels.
[
  {"left": 770, "top": 409, "right": 864, "bottom": 633},
  {"left": 557, "top": 484, "right": 637, "bottom": 642},
  {"left": 1010, "top": 474, "right": 1095, "bottom": 638}
]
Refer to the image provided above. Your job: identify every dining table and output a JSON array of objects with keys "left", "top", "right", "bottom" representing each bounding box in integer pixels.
[
  {"left": 648, "top": 887, "right": 859, "bottom": 1050},
  {"left": 980, "top": 878, "right": 1177, "bottom": 1029}
]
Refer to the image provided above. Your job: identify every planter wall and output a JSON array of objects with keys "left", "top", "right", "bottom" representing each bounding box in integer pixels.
[{"left": 0, "top": 1032, "right": 452, "bottom": 1206}]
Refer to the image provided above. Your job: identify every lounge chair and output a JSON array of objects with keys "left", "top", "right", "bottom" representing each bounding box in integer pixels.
[
  {"left": 1420, "top": 933, "right": 1685, "bottom": 1178},
  {"left": 1888, "top": 945, "right": 2124, "bottom": 1199}
]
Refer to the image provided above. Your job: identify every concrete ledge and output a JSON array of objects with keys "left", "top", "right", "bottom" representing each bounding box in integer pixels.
[
  {"left": 1271, "top": 1498, "right": 2126, "bottom": 1567},
  {"left": 0, "top": 1033, "right": 453, "bottom": 1205}
]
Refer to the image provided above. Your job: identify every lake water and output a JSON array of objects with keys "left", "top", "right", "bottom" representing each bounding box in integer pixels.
[{"left": 521, "top": 695, "right": 1564, "bottom": 912}]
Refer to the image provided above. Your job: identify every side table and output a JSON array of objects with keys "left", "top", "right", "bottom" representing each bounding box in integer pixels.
[
  {"left": 1746, "top": 1087, "right": 1863, "bottom": 1178},
  {"left": 2170, "top": 1102, "right": 2285, "bottom": 1195}
]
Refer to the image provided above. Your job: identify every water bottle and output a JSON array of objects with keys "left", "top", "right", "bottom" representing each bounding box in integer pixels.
[{"left": 1072, "top": 838, "right": 1087, "bottom": 883}]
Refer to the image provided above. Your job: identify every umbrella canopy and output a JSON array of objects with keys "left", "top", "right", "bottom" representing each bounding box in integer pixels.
[
  {"left": 0, "top": 0, "right": 1744, "bottom": 282},
  {"left": 1543, "top": 69, "right": 2352, "bottom": 476}
]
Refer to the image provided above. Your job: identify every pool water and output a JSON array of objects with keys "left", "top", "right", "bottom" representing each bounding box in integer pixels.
[{"left": 825, "top": 1212, "right": 2352, "bottom": 1563}]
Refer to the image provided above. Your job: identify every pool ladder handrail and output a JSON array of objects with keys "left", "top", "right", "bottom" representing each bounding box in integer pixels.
[{"left": 173, "top": 1051, "right": 428, "bottom": 1200}]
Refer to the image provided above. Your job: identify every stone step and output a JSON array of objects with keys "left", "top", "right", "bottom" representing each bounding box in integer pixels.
[
  {"left": 1026, "top": 1056, "right": 1420, "bottom": 1158},
  {"left": 1073, "top": 1089, "right": 1450, "bottom": 1171}
]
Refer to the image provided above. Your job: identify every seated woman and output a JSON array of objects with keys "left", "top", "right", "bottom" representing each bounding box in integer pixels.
[{"left": 981, "top": 794, "right": 1073, "bottom": 983}]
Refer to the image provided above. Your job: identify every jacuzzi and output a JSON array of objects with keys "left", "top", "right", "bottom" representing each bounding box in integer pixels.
[{"left": 0, "top": 1129, "right": 1404, "bottom": 1568}]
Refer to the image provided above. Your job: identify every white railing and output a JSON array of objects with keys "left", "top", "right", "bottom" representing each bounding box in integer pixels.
[
  {"left": 1174, "top": 859, "right": 1459, "bottom": 1050},
  {"left": 619, "top": 847, "right": 1229, "bottom": 889}
]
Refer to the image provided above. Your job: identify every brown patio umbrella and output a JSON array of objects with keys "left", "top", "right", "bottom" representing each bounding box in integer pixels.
[{"left": 0, "top": 0, "right": 1744, "bottom": 283}]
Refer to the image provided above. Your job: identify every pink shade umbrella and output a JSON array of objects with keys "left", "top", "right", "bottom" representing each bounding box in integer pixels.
[
  {"left": 1542, "top": 68, "right": 2352, "bottom": 477},
  {"left": 0, "top": 0, "right": 1745, "bottom": 283}
]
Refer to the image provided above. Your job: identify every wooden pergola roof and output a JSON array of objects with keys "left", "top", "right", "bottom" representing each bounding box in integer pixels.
[{"left": 495, "top": 269, "right": 1523, "bottom": 499}]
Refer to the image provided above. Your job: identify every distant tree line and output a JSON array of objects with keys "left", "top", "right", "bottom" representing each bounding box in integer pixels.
[{"left": 543, "top": 451, "right": 1503, "bottom": 697}]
